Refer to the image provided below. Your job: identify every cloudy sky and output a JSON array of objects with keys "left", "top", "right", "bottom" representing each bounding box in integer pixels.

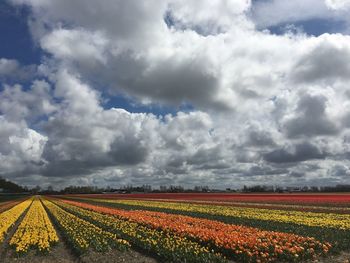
[{"left": 1, "top": 0, "right": 350, "bottom": 189}]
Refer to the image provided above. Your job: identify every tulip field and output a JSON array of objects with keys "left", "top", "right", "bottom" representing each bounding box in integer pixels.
[{"left": 0, "top": 194, "right": 349, "bottom": 262}]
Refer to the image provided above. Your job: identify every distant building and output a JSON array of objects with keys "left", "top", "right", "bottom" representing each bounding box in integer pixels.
[{"left": 0, "top": 188, "right": 4, "bottom": 193}]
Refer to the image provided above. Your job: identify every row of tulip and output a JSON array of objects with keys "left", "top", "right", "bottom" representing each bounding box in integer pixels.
[
  {"left": 9, "top": 198, "right": 59, "bottom": 253},
  {"left": 68, "top": 193, "right": 350, "bottom": 206},
  {"left": 59, "top": 198, "right": 331, "bottom": 263},
  {"left": 86, "top": 198, "right": 350, "bottom": 230},
  {"left": 42, "top": 199, "right": 130, "bottom": 254},
  {"left": 120, "top": 198, "right": 350, "bottom": 214},
  {"left": 0, "top": 200, "right": 22, "bottom": 213},
  {"left": 0, "top": 198, "right": 32, "bottom": 242},
  {"left": 50, "top": 198, "right": 227, "bottom": 263}
]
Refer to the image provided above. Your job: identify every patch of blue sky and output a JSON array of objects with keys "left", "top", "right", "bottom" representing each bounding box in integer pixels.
[
  {"left": 0, "top": 1, "right": 41, "bottom": 65},
  {"left": 267, "top": 18, "right": 347, "bottom": 36},
  {"left": 102, "top": 93, "right": 194, "bottom": 117},
  {"left": 0, "top": 1, "right": 42, "bottom": 93}
]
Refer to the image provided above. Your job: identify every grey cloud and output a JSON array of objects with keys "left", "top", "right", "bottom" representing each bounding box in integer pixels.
[
  {"left": 92, "top": 50, "right": 225, "bottom": 110},
  {"left": 41, "top": 160, "right": 102, "bottom": 178},
  {"left": 42, "top": 108, "right": 158, "bottom": 177},
  {"left": 246, "top": 129, "right": 276, "bottom": 147},
  {"left": 44, "top": 31, "right": 230, "bottom": 111},
  {"left": 109, "top": 139, "right": 148, "bottom": 165},
  {"left": 32, "top": 71, "right": 159, "bottom": 178},
  {"left": 264, "top": 142, "right": 327, "bottom": 163},
  {"left": 212, "top": 167, "right": 243, "bottom": 175},
  {"left": 340, "top": 111, "right": 350, "bottom": 128},
  {"left": 245, "top": 165, "right": 288, "bottom": 176},
  {"left": 187, "top": 146, "right": 224, "bottom": 165},
  {"left": 342, "top": 112, "right": 350, "bottom": 127},
  {"left": 128, "top": 58, "right": 222, "bottom": 109},
  {"left": 283, "top": 94, "right": 338, "bottom": 138},
  {"left": 197, "top": 162, "right": 231, "bottom": 170},
  {"left": 0, "top": 58, "right": 37, "bottom": 82},
  {"left": 235, "top": 149, "right": 260, "bottom": 163},
  {"left": 38, "top": 70, "right": 222, "bottom": 181},
  {"left": 0, "top": 80, "right": 56, "bottom": 122},
  {"left": 165, "top": 156, "right": 186, "bottom": 168},
  {"left": 0, "top": 116, "right": 47, "bottom": 177},
  {"left": 288, "top": 171, "right": 305, "bottom": 178},
  {"left": 328, "top": 164, "right": 350, "bottom": 177},
  {"left": 292, "top": 36, "right": 350, "bottom": 83}
]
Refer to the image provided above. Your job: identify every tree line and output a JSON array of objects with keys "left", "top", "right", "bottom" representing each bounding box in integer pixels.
[
  {"left": 1, "top": 177, "right": 350, "bottom": 194},
  {"left": 0, "top": 177, "right": 26, "bottom": 193}
]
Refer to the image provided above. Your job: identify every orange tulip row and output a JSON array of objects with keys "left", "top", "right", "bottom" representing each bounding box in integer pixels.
[{"left": 59, "top": 198, "right": 331, "bottom": 262}]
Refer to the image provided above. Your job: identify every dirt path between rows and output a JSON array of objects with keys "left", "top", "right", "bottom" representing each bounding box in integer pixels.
[
  {"left": 318, "top": 251, "right": 350, "bottom": 263},
  {"left": 80, "top": 249, "right": 159, "bottom": 263}
]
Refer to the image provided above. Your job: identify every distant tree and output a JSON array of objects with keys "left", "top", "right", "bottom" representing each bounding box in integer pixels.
[
  {"left": 142, "top": 184, "right": 152, "bottom": 192},
  {"left": 243, "top": 185, "right": 248, "bottom": 192},
  {"left": 159, "top": 185, "right": 167, "bottom": 192},
  {"left": 310, "top": 186, "right": 320, "bottom": 192},
  {"left": 32, "top": 185, "right": 41, "bottom": 194},
  {"left": 0, "top": 177, "right": 26, "bottom": 193}
]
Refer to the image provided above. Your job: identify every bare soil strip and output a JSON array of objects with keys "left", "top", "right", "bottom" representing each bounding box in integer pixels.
[{"left": 80, "top": 249, "right": 159, "bottom": 263}]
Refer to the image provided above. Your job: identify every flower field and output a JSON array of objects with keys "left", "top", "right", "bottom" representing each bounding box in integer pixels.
[
  {"left": 0, "top": 194, "right": 349, "bottom": 262},
  {"left": 43, "top": 199, "right": 130, "bottom": 254},
  {"left": 72, "top": 193, "right": 350, "bottom": 206},
  {"left": 9, "top": 198, "right": 58, "bottom": 253},
  {"left": 57, "top": 198, "right": 331, "bottom": 262},
  {"left": 0, "top": 200, "right": 23, "bottom": 214},
  {"left": 0, "top": 198, "right": 32, "bottom": 242},
  {"left": 83, "top": 198, "right": 350, "bottom": 229}
]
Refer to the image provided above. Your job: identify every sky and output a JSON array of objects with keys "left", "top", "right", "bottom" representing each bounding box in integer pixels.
[{"left": 1, "top": 0, "right": 350, "bottom": 189}]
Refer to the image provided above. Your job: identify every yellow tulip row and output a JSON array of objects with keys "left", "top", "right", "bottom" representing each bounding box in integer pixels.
[
  {"left": 42, "top": 199, "right": 130, "bottom": 254},
  {"left": 0, "top": 200, "right": 22, "bottom": 213},
  {"left": 0, "top": 198, "right": 32, "bottom": 242},
  {"left": 9, "top": 197, "right": 59, "bottom": 253},
  {"left": 92, "top": 198, "right": 350, "bottom": 230}
]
